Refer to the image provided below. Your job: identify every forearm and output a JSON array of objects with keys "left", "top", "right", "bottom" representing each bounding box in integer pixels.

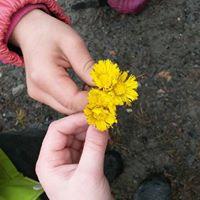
[{"left": 0, "top": 0, "right": 70, "bottom": 66}]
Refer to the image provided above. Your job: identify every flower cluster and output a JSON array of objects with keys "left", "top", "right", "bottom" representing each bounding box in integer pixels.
[{"left": 84, "top": 59, "right": 139, "bottom": 131}]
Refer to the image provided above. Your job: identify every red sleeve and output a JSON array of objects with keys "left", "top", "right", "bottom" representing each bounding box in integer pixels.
[{"left": 0, "top": 0, "right": 71, "bottom": 67}]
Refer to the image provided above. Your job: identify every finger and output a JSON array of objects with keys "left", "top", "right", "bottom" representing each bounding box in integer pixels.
[
  {"left": 71, "top": 140, "right": 83, "bottom": 151},
  {"left": 78, "top": 126, "right": 109, "bottom": 175},
  {"left": 60, "top": 26, "right": 94, "bottom": 86},
  {"left": 41, "top": 113, "right": 88, "bottom": 153},
  {"left": 76, "top": 131, "right": 87, "bottom": 141},
  {"left": 27, "top": 84, "right": 77, "bottom": 114},
  {"left": 48, "top": 72, "right": 88, "bottom": 113},
  {"left": 71, "top": 149, "right": 82, "bottom": 163},
  {"left": 26, "top": 65, "right": 83, "bottom": 114},
  {"left": 40, "top": 66, "right": 89, "bottom": 113}
]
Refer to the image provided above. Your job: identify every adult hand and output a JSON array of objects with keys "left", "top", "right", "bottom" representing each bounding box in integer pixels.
[
  {"left": 36, "top": 113, "right": 113, "bottom": 200},
  {"left": 11, "top": 9, "right": 94, "bottom": 114}
]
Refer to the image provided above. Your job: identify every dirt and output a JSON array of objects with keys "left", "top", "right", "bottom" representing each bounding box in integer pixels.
[{"left": 0, "top": 0, "right": 200, "bottom": 199}]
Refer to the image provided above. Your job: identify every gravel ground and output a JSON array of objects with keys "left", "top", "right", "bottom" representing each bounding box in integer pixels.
[{"left": 0, "top": 0, "right": 200, "bottom": 199}]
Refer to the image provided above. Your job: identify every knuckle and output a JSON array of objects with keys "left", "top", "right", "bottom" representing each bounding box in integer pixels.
[
  {"left": 29, "top": 70, "right": 46, "bottom": 85},
  {"left": 48, "top": 120, "right": 59, "bottom": 130},
  {"left": 27, "top": 88, "right": 37, "bottom": 99},
  {"left": 29, "top": 70, "right": 39, "bottom": 83}
]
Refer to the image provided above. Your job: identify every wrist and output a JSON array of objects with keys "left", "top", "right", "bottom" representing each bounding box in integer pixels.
[{"left": 10, "top": 9, "right": 49, "bottom": 49}]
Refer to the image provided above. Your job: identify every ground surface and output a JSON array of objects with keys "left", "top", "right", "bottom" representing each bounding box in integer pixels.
[{"left": 0, "top": 0, "right": 200, "bottom": 199}]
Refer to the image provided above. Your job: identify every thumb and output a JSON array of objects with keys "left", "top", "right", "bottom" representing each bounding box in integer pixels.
[
  {"left": 61, "top": 26, "right": 95, "bottom": 86},
  {"left": 78, "top": 126, "right": 109, "bottom": 175}
]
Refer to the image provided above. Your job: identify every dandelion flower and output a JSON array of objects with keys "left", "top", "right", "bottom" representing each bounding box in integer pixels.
[
  {"left": 111, "top": 71, "right": 139, "bottom": 105},
  {"left": 90, "top": 59, "right": 120, "bottom": 91},
  {"left": 84, "top": 104, "right": 117, "bottom": 131},
  {"left": 84, "top": 59, "right": 139, "bottom": 131},
  {"left": 87, "top": 89, "right": 115, "bottom": 110},
  {"left": 84, "top": 89, "right": 117, "bottom": 131}
]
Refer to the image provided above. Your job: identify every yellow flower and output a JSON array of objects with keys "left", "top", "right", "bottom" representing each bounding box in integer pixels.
[
  {"left": 90, "top": 59, "right": 120, "bottom": 91},
  {"left": 84, "top": 104, "right": 117, "bottom": 131},
  {"left": 87, "top": 89, "right": 115, "bottom": 109},
  {"left": 111, "top": 71, "right": 139, "bottom": 105},
  {"left": 84, "top": 59, "right": 139, "bottom": 131},
  {"left": 84, "top": 89, "right": 117, "bottom": 131}
]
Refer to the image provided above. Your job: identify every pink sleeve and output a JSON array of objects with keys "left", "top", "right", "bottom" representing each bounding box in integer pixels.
[{"left": 0, "top": 0, "right": 71, "bottom": 67}]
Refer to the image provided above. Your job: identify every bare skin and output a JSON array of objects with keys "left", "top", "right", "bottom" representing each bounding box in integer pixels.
[
  {"left": 11, "top": 9, "right": 94, "bottom": 114},
  {"left": 36, "top": 113, "right": 113, "bottom": 200}
]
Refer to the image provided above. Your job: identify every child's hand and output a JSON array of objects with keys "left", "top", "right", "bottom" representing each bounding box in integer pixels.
[
  {"left": 11, "top": 10, "right": 94, "bottom": 114},
  {"left": 36, "top": 113, "right": 113, "bottom": 200}
]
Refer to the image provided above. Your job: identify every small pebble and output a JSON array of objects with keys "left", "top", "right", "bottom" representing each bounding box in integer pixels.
[
  {"left": 126, "top": 108, "right": 133, "bottom": 113},
  {"left": 12, "top": 84, "right": 25, "bottom": 97},
  {"left": 157, "top": 89, "right": 165, "bottom": 94},
  {"left": 33, "top": 184, "right": 43, "bottom": 191}
]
